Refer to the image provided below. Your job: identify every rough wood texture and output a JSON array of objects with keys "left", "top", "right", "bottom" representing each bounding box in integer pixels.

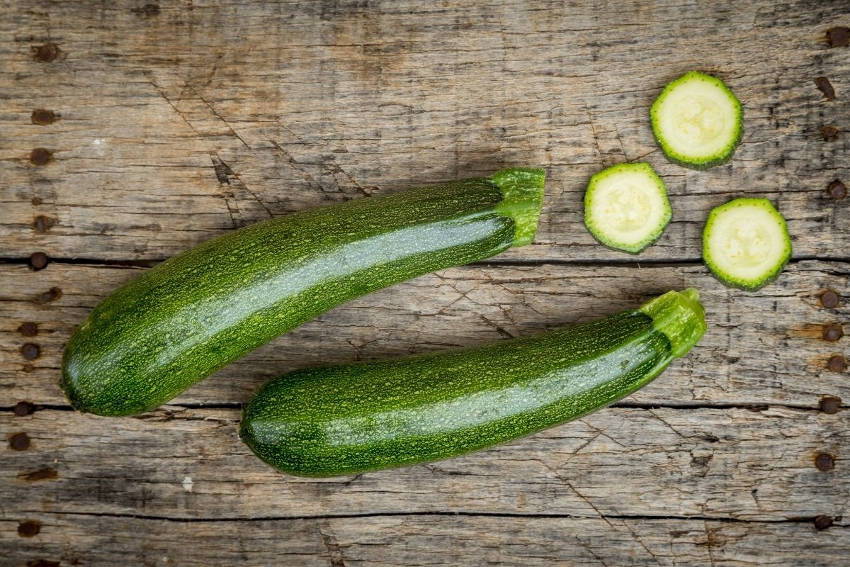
[
  {"left": 2, "top": 0, "right": 849, "bottom": 565},
  {"left": 4, "top": 406, "right": 849, "bottom": 520},
  {"left": 1, "top": 0, "right": 848, "bottom": 263},
  {"left": 1, "top": 261, "right": 848, "bottom": 407},
  {"left": 5, "top": 514, "right": 849, "bottom": 567}
]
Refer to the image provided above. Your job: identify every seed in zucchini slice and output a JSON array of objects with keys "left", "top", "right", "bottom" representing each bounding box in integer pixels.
[
  {"left": 584, "top": 162, "right": 672, "bottom": 254},
  {"left": 702, "top": 198, "right": 792, "bottom": 291},
  {"left": 651, "top": 71, "right": 743, "bottom": 169}
]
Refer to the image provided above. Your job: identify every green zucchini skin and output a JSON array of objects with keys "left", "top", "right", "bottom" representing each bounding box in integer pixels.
[
  {"left": 61, "top": 168, "right": 545, "bottom": 416},
  {"left": 241, "top": 289, "right": 706, "bottom": 477}
]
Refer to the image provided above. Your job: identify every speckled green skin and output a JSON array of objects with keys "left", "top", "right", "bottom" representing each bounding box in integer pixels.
[
  {"left": 241, "top": 290, "right": 706, "bottom": 477},
  {"left": 61, "top": 168, "right": 546, "bottom": 416}
]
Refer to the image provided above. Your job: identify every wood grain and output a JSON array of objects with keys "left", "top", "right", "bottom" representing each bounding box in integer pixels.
[
  {"left": 1, "top": 261, "right": 846, "bottom": 408},
  {"left": 5, "top": 514, "right": 848, "bottom": 567},
  {"left": 3, "top": 405, "right": 847, "bottom": 520},
  {"left": 1, "top": 0, "right": 848, "bottom": 263},
  {"left": 2, "top": 0, "right": 849, "bottom": 565}
]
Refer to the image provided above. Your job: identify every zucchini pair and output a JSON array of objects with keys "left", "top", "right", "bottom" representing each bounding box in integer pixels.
[{"left": 62, "top": 167, "right": 706, "bottom": 477}]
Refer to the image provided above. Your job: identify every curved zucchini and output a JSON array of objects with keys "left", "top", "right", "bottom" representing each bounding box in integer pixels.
[
  {"left": 241, "top": 289, "right": 706, "bottom": 477},
  {"left": 62, "top": 168, "right": 546, "bottom": 416}
]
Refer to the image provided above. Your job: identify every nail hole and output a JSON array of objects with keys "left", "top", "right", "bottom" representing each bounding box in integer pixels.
[
  {"left": 18, "top": 520, "right": 41, "bottom": 537},
  {"left": 826, "top": 355, "right": 847, "bottom": 372},
  {"left": 17, "top": 322, "right": 38, "bottom": 337},
  {"left": 29, "top": 252, "right": 49, "bottom": 271},
  {"left": 21, "top": 343, "right": 41, "bottom": 360},
  {"left": 9, "top": 432, "right": 31, "bottom": 451},
  {"left": 819, "top": 396, "right": 842, "bottom": 414},
  {"left": 14, "top": 401, "right": 36, "bottom": 416},
  {"left": 33, "top": 215, "right": 56, "bottom": 233},
  {"left": 814, "top": 77, "right": 835, "bottom": 100},
  {"left": 826, "top": 26, "right": 850, "bottom": 48},
  {"left": 822, "top": 324, "right": 844, "bottom": 342},
  {"left": 819, "top": 290, "right": 840, "bottom": 308},
  {"left": 31, "top": 109, "right": 57, "bottom": 125},
  {"left": 815, "top": 452, "right": 835, "bottom": 471},
  {"left": 29, "top": 148, "right": 53, "bottom": 166},
  {"left": 35, "top": 287, "right": 62, "bottom": 304},
  {"left": 32, "top": 43, "right": 60, "bottom": 62},
  {"left": 828, "top": 179, "right": 847, "bottom": 200},
  {"left": 814, "top": 515, "right": 834, "bottom": 530}
]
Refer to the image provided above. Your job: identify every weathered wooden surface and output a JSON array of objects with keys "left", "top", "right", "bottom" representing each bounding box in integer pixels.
[
  {"left": 5, "top": 406, "right": 849, "bottom": 519},
  {"left": 2, "top": 0, "right": 849, "bottom": 565},
  {"left": 1, "top": 0, "right": 849, "bottom": 263},
  {"left": 2, "top": 261, "right": 848, "bottom": 407},
  {"left": 5, "top": 514, "right": 849, "bottom": 567}
]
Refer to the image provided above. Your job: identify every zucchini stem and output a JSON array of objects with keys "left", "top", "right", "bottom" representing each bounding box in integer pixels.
[
  {"left": 639, "top": 288, "right": 706, "bottom": 358},
  {"left": 490, "top": 167, "right": 546, "bottom": 247}
]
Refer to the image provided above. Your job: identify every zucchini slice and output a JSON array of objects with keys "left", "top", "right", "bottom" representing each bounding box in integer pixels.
[
  {"left": 651, "top": 71, "right": 742, "bottom": 169},
  {"left": 584, "top": 162, "right": 672, "bottom": 254},
  {"left": 702, "top": 198, "right": 792, "bottom": 291}
]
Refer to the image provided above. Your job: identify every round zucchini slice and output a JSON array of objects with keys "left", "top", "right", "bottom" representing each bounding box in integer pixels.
[
  {"left": 702, "top": 198, "right": 792, "bottom": 291},
  {"left": 651, "top": 71, "right": 743, "bottom": 169},
  {"left": 584, "top": 162, "right": 672, "bottom": 254}
]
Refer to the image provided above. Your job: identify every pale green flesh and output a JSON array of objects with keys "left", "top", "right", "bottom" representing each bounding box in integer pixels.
[
  {"left": 584, "top": 162, "right": 672, "bottom": 254},
  {"left": 703, "top": 198, "right": 792, "bottom": 291},
  {"left": 651, "top": 71, "right": 742, "bottom": 169},
  {"left": 242, "top": 290, "right": 705, "bottom": 477}
]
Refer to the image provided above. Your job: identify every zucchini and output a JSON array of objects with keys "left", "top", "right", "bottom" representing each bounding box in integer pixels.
[
  {"left": 583, "top": 162, "right": 672, "bottom": 254},
  {"left": 61, "top": 168, "right": 546, "bottom": 416},
  {"left": 703, "top": 197, "right": 792, "bottom": 291},
  {"left": 241, "top": 289, "right": 706, "bottom": 477},
  {"left": 651, "top": 71, "right": 743, "bottom": 169}
]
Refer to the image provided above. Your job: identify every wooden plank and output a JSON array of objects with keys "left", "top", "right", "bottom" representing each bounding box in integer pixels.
[
  {"left": 1, "top": 0, "right": 848, "bottom": 262},
  {"left": 2, "top": 260, "right": 846, "bottom": 407},
  {"left": 4, "top": 513, "right": 847, "bottom": 567},
  {"left": 2, "top": 406, "right": 846, "bottom": 520},
  {"left": 2, "top": 0, "right": 849, "bottom": 564}
]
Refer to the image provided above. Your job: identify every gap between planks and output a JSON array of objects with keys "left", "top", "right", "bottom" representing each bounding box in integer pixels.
[
  {"left": 7, "top": 509, "right": 843, "bottom": 526},
  {"left": 2, "top": 255, "right": 850, "bottom": 269},
  {"left": 0, "top": 400, "right": 831, "bottom": 413}
]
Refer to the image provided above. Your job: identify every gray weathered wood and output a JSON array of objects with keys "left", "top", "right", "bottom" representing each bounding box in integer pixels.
[
  {"left": 5, "top": 513, "right": 848, "bottom": 567},
  {"left": 1, "top": 0, "right": 848, "bottom": 262},
  {"left": 3, "top": 405, "right": 847, "bottom": 520},
  {"left": 2, "top": 0, "right": 849, "bottom": 564},
  {"left": 1, "top": 261, "right": 846, "bottom": 407}
]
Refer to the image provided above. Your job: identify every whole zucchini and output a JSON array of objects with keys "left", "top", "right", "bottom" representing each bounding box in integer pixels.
[
  {"left": 241, "top": 289, "right": 706, "bottom": 476},
  {"left": 62, "top": 168, "right": 546, "bottom": 416}
]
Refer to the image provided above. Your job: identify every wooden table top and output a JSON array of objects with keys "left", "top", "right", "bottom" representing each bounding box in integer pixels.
[{"left": 2, "top": 1, "right": 848, "bottom": 565}]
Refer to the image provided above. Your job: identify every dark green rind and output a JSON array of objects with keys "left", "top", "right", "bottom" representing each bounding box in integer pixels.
[
  {"left": 61, "top": 168, "right": 546, "bottom": 416},
  {"left": 583, "top": 162, "right": 672, "bottom": 254},
  {"left": 241, "top": 289, "right": 705, "bottom": 477},
  {"left": 702, "top": 198, "right": 792, "bottom": 291},
  {"left": 650, "top": 71, "right": 743, "bottom": 170}
]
